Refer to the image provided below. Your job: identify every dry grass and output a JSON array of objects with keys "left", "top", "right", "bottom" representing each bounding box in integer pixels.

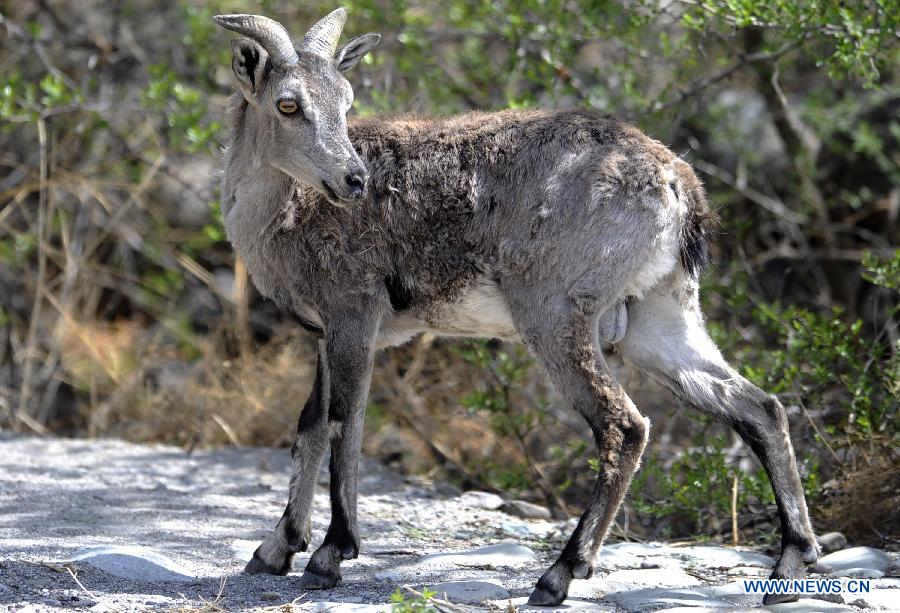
[
  {"left": 57, "top": 321, "right": 319, "bottom": 448},
  {"left": 821, "top": 453, "right": 900, "bottom": 546}
]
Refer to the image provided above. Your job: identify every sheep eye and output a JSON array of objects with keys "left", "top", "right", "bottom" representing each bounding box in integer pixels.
[{"left": 277, "top": 98, "right": 299, "bottom": 115}]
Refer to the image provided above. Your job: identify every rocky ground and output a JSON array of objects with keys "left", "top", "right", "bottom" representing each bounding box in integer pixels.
[{"left": 1, "top": 434, "right": 897, "bottom": 612}]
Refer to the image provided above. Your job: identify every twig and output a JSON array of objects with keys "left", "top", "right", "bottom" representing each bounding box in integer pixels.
[
  {"left": 403, "top": 586, "right": 470, "bottom": 613},
  {"left": 691, "top": 159, "right": 805, "bottom": 225},
  {"left": 192, "top": 576, "right": 228, "bottom": 612},
  {"left": 648, "top": 41, "right": 801, "bottom": 114},
  {"left": 14, "top": 409, "right": 48, "bottom": 434},
  {"left": 793, "top": 394, "right": 843, "bottom": 467},
  {"left": 731, "top": 473, "right": 739, "bottom": 547},
  {"left": 67, "top": 567, "right": 122, "bottom": 613},
  {"left": 0, "top": 13, "right": 78, "bottom": 90},
  {"left": 211, "top": 413, "right": 241, "bottom": 446}
]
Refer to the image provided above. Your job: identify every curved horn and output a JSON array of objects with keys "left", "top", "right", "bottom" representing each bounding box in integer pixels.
[
  {"left": 300, "top": 8, "right": 347, "bottom": 59},
  {"left": 213, "top": 14, "right": 299, "bottom": 65}
]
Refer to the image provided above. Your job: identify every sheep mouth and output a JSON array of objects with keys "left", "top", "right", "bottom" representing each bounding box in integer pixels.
[{"left": 322, "top": 181, "right": 341, "bottom": 203}]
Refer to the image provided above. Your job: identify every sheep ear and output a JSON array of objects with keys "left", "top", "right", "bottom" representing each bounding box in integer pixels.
[
  {"left": 231, "top": 38, "right": 269, "bottom": 98},
  {"left": 334, "top": 33, "right": 380, "bottom": 72}
]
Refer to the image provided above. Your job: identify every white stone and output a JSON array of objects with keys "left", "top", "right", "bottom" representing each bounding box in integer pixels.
[
  {"left": 606, "top": 541, "right": 673, "bottom": 556},
  {"left": 458, "top": 490, "right": 505, "bottom": 509},
  {"left": 419, "top": 541, "right": 537, "bottom": 568},
  {"left": 728, "top": 565, "right": 768, "bottom": 576},
  {"left": 819, "top": 547, "right": 892, "bottom": 573},
  {"left": 817, "top": 532, "right": 848, "bottom": 553},
  {"left": 501, "top": 518, "right": 558, "bottom": 539},
  {"left": 231, "top": 539, "right": 261, "bottom": 562},
  {"left": 69, "top": 545, "right": 196, "bottom": 583},
  {"left": 699, "top": 580, "right": 764, "bottom": 608},
  {"left": 829, "top": 567, "right": 884, "bottom": 579},
  {"left": 500, "top": 500, "right": 552, "bottom": 520},
  {"left": 607, "top": 588, "right": 736, "bottom": 612},
  {"left": 597, "top": 542, "right": 683, "bottom": 571},
  {"left": 857, "top": 586, "right": 900, "bottom": 610},
  {"left": 766, "top": 599, "right": 855, "bottom": 612},
  {"left": 605, "top": 568, "right": 702, "bottom": 588},
  {"left": 654, "top": 609, "right": 738, "bottom": 613},
  {"left": 374, "top": 571, "right": 402, "bottom": 582},
  {"left": 491, "top": 596, "right": 611, "bottom": 611},
  {"left": 302, "top": 603, "right": 387, "bottom": 612},
  {"left": 501, "top": 519, "right": 532, "bottom": 538},
  {"left": 674, "top": 545, "right": 775, "bottom": 568},
  {"left": 597, "top": 549, "right": 643, "bottom": 570},
  {"left": 429, "top": 580, "right": 510, "bottom": 604},
  {"left": 569, "top": 568, "right": 701, "bottom": 600}
]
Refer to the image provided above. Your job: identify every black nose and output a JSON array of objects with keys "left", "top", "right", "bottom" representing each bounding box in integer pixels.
[{"left": 345, "top": 172, "right": 367, "bottom": 199}]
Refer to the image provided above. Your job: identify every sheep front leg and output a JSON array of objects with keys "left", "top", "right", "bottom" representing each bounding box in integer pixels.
[
  {"left": 299, "top": 301, "right": 381, "bottom": 589},
  {"left": 246, "top": 340, "right": 331, "bottom": 575}
]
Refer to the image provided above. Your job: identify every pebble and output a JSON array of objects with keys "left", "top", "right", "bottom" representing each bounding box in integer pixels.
[
  {"left": 230, "top": 539, "right": 262, "bottom": 562},
  {"left": 492, "top": 597, "right": 606, "bottom": 611},
  {"left": 458, "top": 490, "right": 505, "bottom": 509},
  {"left": 501, "top": 519, "right": 532, "bottom": 537},
  {"left": 501, "top": 518, "right": 557, "bottom": 538},
  {"left": 817, "top": 531, "right": 848, "bottom": 554},
  {"left": 699, "top": 580, "right": 764, "bottom": 608},
  {"left": 373, "top": 571, "right": 402, "bottom": 582},
  {"left": 858, "top": 587, "right": 900, "bottom": 611},
  {"left": 429, "top": 580, "right": 510, "bottom": 604},
  {"left": 433, "top": 482, "right": 462, "bottom": 498},
  {"left": 420, "top": 541, "right": 537, "bottom": 568},
  {"left": 303, "top": 603, "right": 386, "bottom": 612},
  {"left": 68, "top": 545, "right": 197, "bottom": 583},
  {"left": 500, "top": 500, "right": 552, "bottom": 520},
  {"left": 828, "top": 567, "right": 884, "bottom": 579},
  {"left": 809, "top": 561, "right": 834, "bottom": 574},
  {"left": 766, "top": 599, "right": 855, "bottom": 612},
  {"left": 674, "top": 545, "right": 775, "bottom": 568},
  {"left": 728, "top": 565, "right": 767, "bottom": 576},
  {"left": 604, "top": 568, "right": 702, "bottom": 588},
  {"left": 607, "top": 587, "right": 736, "bottom": 611},
  {"left": 819, "top": 546, "right": 892, "bottom": 573}
]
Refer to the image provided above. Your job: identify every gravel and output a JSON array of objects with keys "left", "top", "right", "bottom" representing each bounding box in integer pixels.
[{"left": 1, "top": 434, "right": 898, "bottom": 612}]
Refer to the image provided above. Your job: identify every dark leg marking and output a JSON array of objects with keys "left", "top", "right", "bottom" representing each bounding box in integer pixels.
[
  {"left": 298, "top": 302, "right": 381, "bottom": 589},
  {"left": 245, "top": 341, "right": 331, "bottom": 575}
]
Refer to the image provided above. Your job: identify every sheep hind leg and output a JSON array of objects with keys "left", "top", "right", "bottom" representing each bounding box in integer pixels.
[
  {"left": 618, "top": 287, "right": 818, "bottom": 604},
  {"left": 507, "top": 292, "right": 649, "bottom": 606}
]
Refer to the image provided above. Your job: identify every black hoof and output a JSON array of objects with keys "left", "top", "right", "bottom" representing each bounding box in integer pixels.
[
  {"left": 527, "top": 585, "right": 566, "bottom": 607},
  {"left": 244, "top": 553, "right": 290, "bottom": 576},
  {"left": 763, "top": 591, "right": 800, "bottom": 605},
  {"left": 298, "top": 569, "right": 341, "bottom": 590},
  {"left": 762, "top": 545, "right": 808, "bottom": 606},
  {"left": 527, "top": 568, "right": 570, "bottom": 607}
]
